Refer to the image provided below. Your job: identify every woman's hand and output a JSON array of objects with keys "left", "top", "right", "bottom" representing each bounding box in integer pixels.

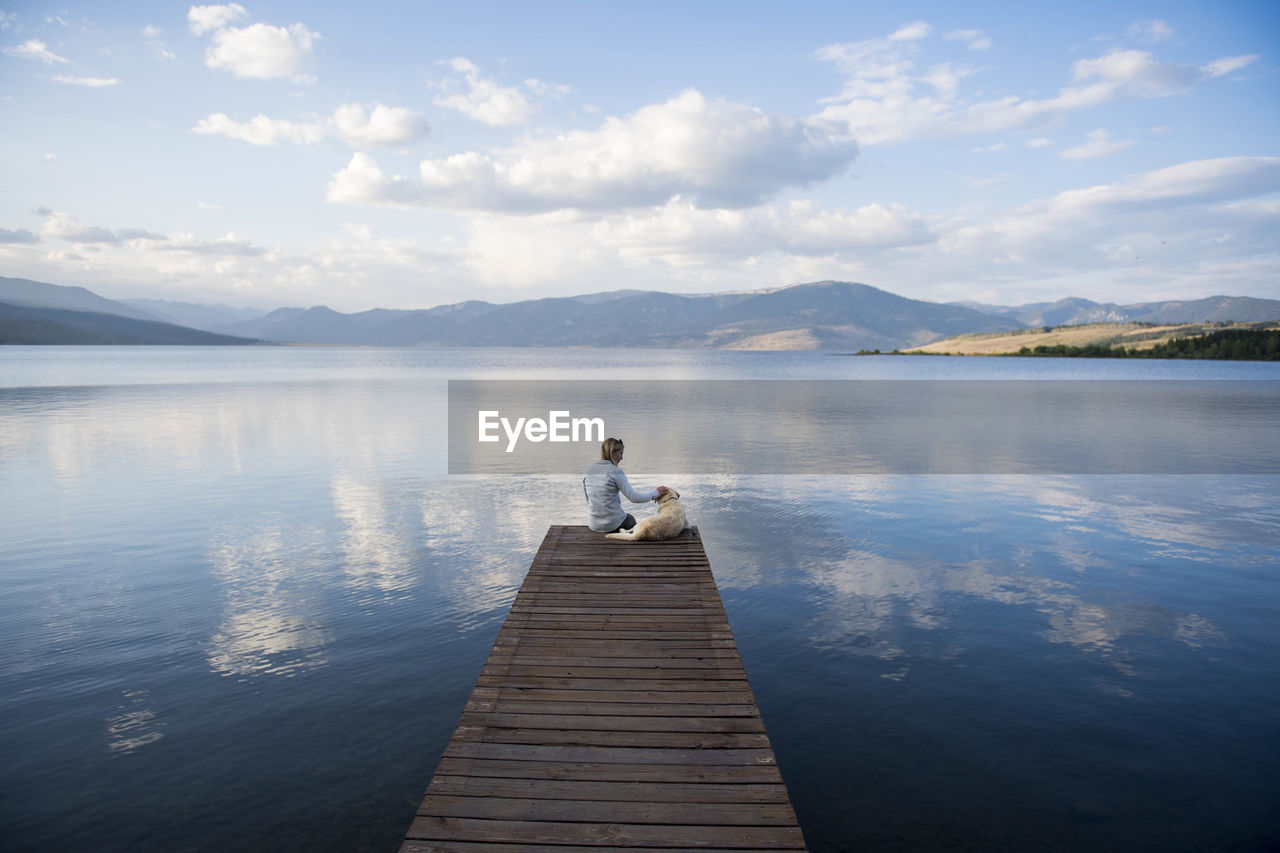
[{"left": 655, "top": 486, "right": 670, "bottom": 499}]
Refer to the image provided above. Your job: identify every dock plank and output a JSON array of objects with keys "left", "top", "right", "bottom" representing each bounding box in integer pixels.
[{"left": 401, "top": 524, "right": 806, "bottom": 851}]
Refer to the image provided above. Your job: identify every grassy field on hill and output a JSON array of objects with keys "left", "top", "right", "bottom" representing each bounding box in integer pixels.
[{"left": 906, "top": 321, "right": 1279, "bottom": 356}]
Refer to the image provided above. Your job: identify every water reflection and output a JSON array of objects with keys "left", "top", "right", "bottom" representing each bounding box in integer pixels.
[
  {"left": 206, "top": 522, "right": 332, "bottom": 678},
  {"left": 105, "top": 689, "right": 164, "bottom": 754},
  {"left": 688, "top": 475, "right": 1242, "bottom": 693},
  {"left": 4, "top": 350, "right": 1278, "bottom": 853},
  {"left": 333, "top": 473, "right": 416, "bottom": 599}
]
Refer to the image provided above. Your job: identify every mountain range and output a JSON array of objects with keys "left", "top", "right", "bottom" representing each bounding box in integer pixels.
[{"left": 3, "top": 274, "right": 1279, "bottom": 350}]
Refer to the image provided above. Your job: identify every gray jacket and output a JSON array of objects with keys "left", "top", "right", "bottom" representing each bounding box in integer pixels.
[{"left": 582, "top": 459, "right": 657, "bottom": 532}]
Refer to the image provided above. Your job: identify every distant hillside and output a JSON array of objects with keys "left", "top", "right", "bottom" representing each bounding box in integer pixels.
[
  {"left": 0, "top": 301, "right": 260, "bottom": 345},
  {"left": 219, "top": 281, "right": 1025, "bottom": 350},
  {"left": 953, "top": 295, "right": 1280, "bottom": 326},
  {"left": 120, "top": 297, "right": 267, "bottom": 333},
  {"left": 0, "top": 275, "right": 159, "bottom": 321},
  {"left": 6, "top": 273, "right": 1277, "bottom": 349}
]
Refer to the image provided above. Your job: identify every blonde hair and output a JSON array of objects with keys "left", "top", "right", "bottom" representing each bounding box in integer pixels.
[{"left": 600, "top": 437, "right": 624, "bottom": 462}]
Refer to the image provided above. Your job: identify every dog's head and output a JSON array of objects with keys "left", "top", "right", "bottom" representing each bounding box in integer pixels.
[{"left": 657, "top": 488, "right": 680, "bottom": 503}]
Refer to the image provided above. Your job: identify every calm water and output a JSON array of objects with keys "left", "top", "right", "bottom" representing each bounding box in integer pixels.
[{"left": 2, "top": 346, "right": 1278, "bottom": 852}]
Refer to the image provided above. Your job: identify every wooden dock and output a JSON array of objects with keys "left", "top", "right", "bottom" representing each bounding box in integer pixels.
[{"left": 402, "top": 524, "right": 807, "bottom": 851}]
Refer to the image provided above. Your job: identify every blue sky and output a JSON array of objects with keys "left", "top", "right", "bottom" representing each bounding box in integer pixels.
[{"left": 1, "top": 1, "right": 1276, "bottom": 311}]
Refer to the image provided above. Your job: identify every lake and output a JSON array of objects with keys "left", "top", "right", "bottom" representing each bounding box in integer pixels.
[{"left": 2, "top": 346, "right": 1278, "bottom": 852}]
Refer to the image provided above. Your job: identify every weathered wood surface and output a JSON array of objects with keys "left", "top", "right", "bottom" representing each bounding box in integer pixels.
[{"left": 401, "top": 524, "right": 806, "bottom": 851}]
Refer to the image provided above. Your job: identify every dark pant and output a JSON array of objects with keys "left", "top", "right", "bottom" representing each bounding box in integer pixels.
[{"left": 607, "top": 513, "right": 637, "bottom": 534}]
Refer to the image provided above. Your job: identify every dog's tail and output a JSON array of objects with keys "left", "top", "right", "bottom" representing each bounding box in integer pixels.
[{"left": 605, "top": 528, "right": 636, "bottom": 541}]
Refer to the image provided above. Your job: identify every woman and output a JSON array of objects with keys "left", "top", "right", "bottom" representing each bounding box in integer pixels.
[{"left": 582, "top": 437, "right": 668, "bottom": 534}]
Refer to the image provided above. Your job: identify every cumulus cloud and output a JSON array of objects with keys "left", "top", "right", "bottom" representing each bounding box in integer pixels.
[
  {"left": 453, "top": 196, "right": 935, "bottom": 288},
  {"left": 3, "top": 39, "right": 69, "bottom": 64},
  {"left": 1059, "top": 128, "right": 1136, "bottom": 160},
  {"left": 0, "top": 227, "right": 39, "bottom": 244},
  {"left": 331, "top": 89, "right": 857, "bottom": 211},
  {"left": 188, "top": 3, "right": 247, "bottom": 35},
  {"left": 203, "top": 20, "right": 317, "bottom": 80},
  {"left": 193, "top": 112, "right": 327, "bottom": 145},
  {"left": 331, "top": 103, "right": 428, "bottom": 147},
  {"left": 584, "top": 198, "right": 933, "bottom": 267},
  {"left": 433, "top": 57, "right": 536, "bottom": 126},
  {"left": 327, "top": 152, "right": 427, "bottom": 207},
  {"left": 814, "top": 24, "right": 1255, "bottom": 146},
  {"left": 192, "top": 102, "right": 427, "bottom": 147},
  {"left": 53, "top": 75, "right": 119, "bottom": 87}
]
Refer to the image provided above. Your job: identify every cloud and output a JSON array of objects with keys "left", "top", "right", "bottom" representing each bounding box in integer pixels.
[
  {"left": 524, "top": 77, "right": 572, "bottom": 98},
  {"left": 1069, "top": 49, "right": 1200, "bottom": 96},
  {"left": 3, "top": 39, "right": 70, "bottom": 64},
  {"left": 433, "top": 57, "right": 536, "bottom": 126},
  {"left": 1126, "top": 19, "right": 1173, "bottom": 43},
  {"left": 331, "top": 89, "right": 857, "bottom": 212},
  {"left": 193, "top": 112, "right": 327, "bottom": 145},
  {"left": 890, "top": 21, "right": 932, "bottom": 41},
  {"left": 1051, "top": 157, "right": 1280, "bottom": 209},
  {"left": 1059, "top": 128, "right": 1136, "bottom": 160},
  {"left": 1, "top": 11, "right": 18, "bottom": 30},
  {"left": 944, "top": 29, "right": 992, "bottom": 50},
  {"left": 814, "top": 25, "right": 1250, "bottom": 146},
  {"left": 1201, "top": 54, "right": 1259, "bottom": 78},
  {"left": 330, "top": 103, "right": 428, "bottom": 147},
  {"left": 961, "top": 174, "right": 1011, "bottom": 187},
  {"left": 327, "top": 152, "right": 426, "bottom": 207},
  {"left": 158, "top": 232, "right": 265, "bottom": 255},
  {"left": 451, "top": 198, "right": 935, "bottom": 289},
  {"left": 188, "top": 3, "right": 246, "bottom": 36},
  {"left": 142, "top": 24, "right": 163, "bottom": 38},
  {"left": 0, "top": 227, "right": 39, "bottom": 244},
  {"left": 53, "top": 75, "right": 119, "bottom": 87},
  {"left": 937, "top": 157, "right": 1280, "bottom": 284},
  {"left": 203, "top": 20, "right": 318, "bottom": 80},
  {"left": 611, "top": 198, "right": 935, "bottom": 259},
  {"left": 1027, "top": 137, "right": 1052, "bottom": 148},
  {"left": 41, "top": 212, "right": 166, "bottom": 244},
  {"left": 192, "top": 102, "right": 427, "bottom": 147}
]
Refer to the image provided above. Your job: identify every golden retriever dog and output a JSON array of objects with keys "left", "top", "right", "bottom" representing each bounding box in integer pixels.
[{"left": 606, "top": 489, "right": 686, "bottom": 541}]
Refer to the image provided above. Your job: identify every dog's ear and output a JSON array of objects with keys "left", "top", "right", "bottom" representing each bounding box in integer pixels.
[{"left": 669, "top": 489, "right": 680, "bottom": 499}]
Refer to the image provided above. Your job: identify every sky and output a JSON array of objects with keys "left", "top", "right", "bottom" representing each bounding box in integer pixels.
[{"left": 0, "top": 1, "right": 1277, "bottom": 313}]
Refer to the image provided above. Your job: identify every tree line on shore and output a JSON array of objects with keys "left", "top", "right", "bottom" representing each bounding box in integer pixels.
[{"left": 1014, "top": 328, "right": 1280, "bottom": 360}]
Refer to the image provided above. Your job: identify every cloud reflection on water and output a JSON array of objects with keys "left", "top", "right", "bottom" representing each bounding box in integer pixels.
[
  {"left": 105, "top": 689, "right": 164, "bottom": 754},
  {"left": 691, "top": 474, "right": 1247, "bottom": 690},
  {"left": 206, "top": 522, "right": 332, "bottom": 678}
]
